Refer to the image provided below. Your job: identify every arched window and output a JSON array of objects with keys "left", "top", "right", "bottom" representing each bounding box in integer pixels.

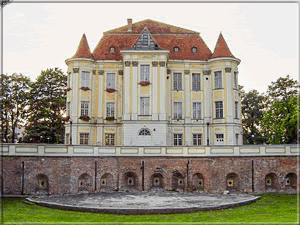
[{"left": 139, "top": 128, "right": 151, "bottom": 136}]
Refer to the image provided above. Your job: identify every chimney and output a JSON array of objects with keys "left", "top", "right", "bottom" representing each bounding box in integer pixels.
[{"left": 127, "top": 18, "right": 132, "bottom": 32}]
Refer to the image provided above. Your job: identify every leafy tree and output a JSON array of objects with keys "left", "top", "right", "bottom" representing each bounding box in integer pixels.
[
  {"left": 240, "top": 85, "right": 266, "bottom": 144},
  {"left": 261, "top": 75, "right": 298, "bottom": 144},
  {"left": 0, "top": 73, "right": 31, "bottom": 143},
  {"left": 23, "top": 68, "right": 67, "bottom": 143}
]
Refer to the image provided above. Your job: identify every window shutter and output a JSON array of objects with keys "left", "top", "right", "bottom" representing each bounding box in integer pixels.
[
  {"left": 111, "top": 74, "right": 115, "bottom": 89},
  {"left": 178, "top": 74, "right": 182, "bottom": 90},
  {"left": 173, "top": 74, "right": 177, "bottom": 90},
  {"left": 193, "top": 103, "right": 196, "bottom": 119},
  {"left": 179, "top": 102, "right": 182, "bottom": 118},
  {"left": 145, "top": 98, "right": 150, "bottom": 115}
]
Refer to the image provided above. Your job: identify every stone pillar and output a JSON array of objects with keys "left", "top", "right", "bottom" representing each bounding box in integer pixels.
[
  {"left": 152, "top": 61, "right": 158, "bottom": 120},
  {"left": 204, "top": 69, "right": 211, "bottom": 145},
  {"left": 225, "top": 67, "right": 233, "bottom": 123},
  {"left": 185, "top": 70, "right": 191, "bottom": 123},
  {"left": 159, "top": 61, "right": 166, "bottom": 120},
  {"left": 118, "top": 70, "right": 123, "bottom": 121},
  {"left": 124, "top": 61, "right": 131, "bottom": 120},
  {"left": 132, "top": 61, "right": 138, "bottom": 120},
  {"left": 98, "top": 70, "right": 103, "bottom": 122},
  {"left": 97, "top": 126, "right": 102, "bottom": 145}
]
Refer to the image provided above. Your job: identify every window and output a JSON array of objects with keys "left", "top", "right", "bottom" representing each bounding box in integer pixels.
[
  {"left": 214, "top": 71, "right": 222, "bottom": 89},
  {"left": 67, "top": 102, "right": 71, "bottom": 116},
  {"left": 140, "top": 65, "right": 150, "bottom": 82},
  {"left": 106, "top": 73, "right": 115, "bottom": 89},
  {"left": 192, "top": 47, "right": 197, "bottom": 53},
  {"left": 66, "top": 134, "right": 70, "bottom": 144},
  {"left": 81, "top": 71, "right": 90, "bottom": 88},
  {"left": 80, "top": 133, "right": 89, "bottom": 145},
  {"left": 173, "top": 102, "right": 182, "bottom": 119},
  {"left": 174, "top": 46, "right": 180, "bottom": 52},
  {"left": 106, "top": 102, "right": 115, "bottom": 117},
  {"left": 81, "top": 101, "right": 89, "bottom": 116},
  {"left": 234, "top": 72, "right": 238, "bottom": 89},
  {"left": 110, "top": 46, "right": 115, "bottom": 53},
  {"left": 174, "top": 134, "right": 183, "bottom": 146},
  {"left": 105, "top": 134, "right": 115, "bottom": 146},
  {"left": 139, "top": 129, "right": 151, "bottom": 135},
  {"left": 235, "top": 102, "right": 239, "bottom": 119},
  {"left": 173, "top": 73, "right": 182, "bottom": 90},
  {"left": 193, "top": 134, "right": 202, "bottom": 146},
  {"left": 140, "top": 97, "right": 150, "bottom": 115},
  {"left": 215, "top": 101, "right": 223, "bottom": 119},
  {"left": 235, "top": 134, "right": 239, "bottom": 145},
  {"left": 142, "top": 34, "right": 149, "bottom": 46},
  {"left": 193, "top": 102, "right": 201, "bottom": 120},
  {"left": 216, "top": 134, "right": 224, "bottom": 144},
  {"left": 192, "top": 73, "right": 201, "bottom": 91}
]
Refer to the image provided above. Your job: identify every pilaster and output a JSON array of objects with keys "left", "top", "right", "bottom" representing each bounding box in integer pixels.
[
  {"left": 225, "top": 67, "right": 233, "bottom": 123},
  {"left": 98, "top": 70, "right": 103, "bottom": 122},
  {"left": 159, "top": 61, "right": 166, "bottom": 120},
  {"left": 185, "top": 71, "right": 191, "bottom": 123},
  {"left": 132, "top": 61, "right": 138, "bottom": 120},
  {"left": 204, "top": 69, "right": 211, "bottom": 124},
  {"left": 124, "top": 61, "right": 131, "bottom": 120},
  {"left": 152, "top": 61, "right": 158, "bottom": 120}
]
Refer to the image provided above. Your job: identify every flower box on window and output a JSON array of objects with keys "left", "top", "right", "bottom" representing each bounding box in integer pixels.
[
  {"left": 63, "top": 116, "right": 70, "bottom": 121},
  {"left": 184, "top": 70, "right": 190, "bottom": 75},
  {"left": 139, "top": 81, "right": 151, "bottom": 86},
  {"left": 81, "top": 86, "right": 90, "bottom": 91},
  {"left": 79, "top": 115, "right": 90, "bottom": 121},
  {"left": 105, "top": 88, "right": 116, "bottom": 93},
  {"left": 65, "top": 87, "right": 72, "bottom": 92},
  {"left": 105, "top": 116, "right": 115, "bottom": 121}
]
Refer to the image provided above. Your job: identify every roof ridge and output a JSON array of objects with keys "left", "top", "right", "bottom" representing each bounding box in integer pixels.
[{"left": 104, "top": 19, "right": 199, "bottom": 34}]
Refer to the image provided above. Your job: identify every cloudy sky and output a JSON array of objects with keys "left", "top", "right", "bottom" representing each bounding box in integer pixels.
[{"left": 1, "top": 1, "right": 298, "bottom": 94}]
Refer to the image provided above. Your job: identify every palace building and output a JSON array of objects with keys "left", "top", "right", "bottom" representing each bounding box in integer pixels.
[{"left": 65, "top": 19, "right": 242, "bottom": 146}]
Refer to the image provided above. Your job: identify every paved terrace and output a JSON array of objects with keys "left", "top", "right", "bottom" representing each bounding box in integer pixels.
[
  {"left": 26, "top": 191, "right": 260, "bottom": 214},
  {"left": 2, "top": 144, "right": 298, "bottom": 157}
]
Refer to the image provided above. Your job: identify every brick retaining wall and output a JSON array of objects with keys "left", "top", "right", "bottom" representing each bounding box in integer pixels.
[{"left": 2, "top": 156, "right": 299, "bottom": 195}]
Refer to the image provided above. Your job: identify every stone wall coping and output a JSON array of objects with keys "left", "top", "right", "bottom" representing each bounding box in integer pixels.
[{"left": 1, "top": 144, "right": 298, "bottom": 157}]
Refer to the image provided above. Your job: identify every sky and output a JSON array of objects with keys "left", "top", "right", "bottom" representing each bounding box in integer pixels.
[{"left": 1, "top": 1, "right": 299, "bottom": 94}]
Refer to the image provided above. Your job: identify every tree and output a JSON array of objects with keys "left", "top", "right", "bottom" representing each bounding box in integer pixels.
[
  {"left": 23, "top": 68, "right": 67, "bottom": 143},
  {"left": 240, "top": 85, "right": 266, "bottom": 144},
  {"left": 261, "top": 75, "right": 298, "bottom": 144},
  {"left": 0, "top": 73, "right": 31, "bottom": 143}
]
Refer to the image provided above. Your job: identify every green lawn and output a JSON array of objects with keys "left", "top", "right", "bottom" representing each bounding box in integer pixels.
[{"left": 2, "top": 194, "right": 298, "bottom": 224}]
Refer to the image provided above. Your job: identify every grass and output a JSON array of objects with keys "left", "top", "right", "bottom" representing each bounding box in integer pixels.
[{"left": 2, "top": 194, "right": 298, "bottom": 224}]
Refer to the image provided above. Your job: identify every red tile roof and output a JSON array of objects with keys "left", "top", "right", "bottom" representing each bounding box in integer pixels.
[
  {"left": 210, "top": 33, "right": 235, "bottom": 59},
  {"left": 72, "top": 34, "right": 94, "bottom": 59},
  {"left": 71, "top": 20, "right": 236, "bottom": 61},
  {"left": 105, "top": 19, "right": 199, "bottom": 35}
]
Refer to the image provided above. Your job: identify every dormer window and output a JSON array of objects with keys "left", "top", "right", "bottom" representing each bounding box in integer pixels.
[
  {"left": 192, "top": 47, "right": 197, "bottom": 53},
  {"left": 110, "top": 46, "right": 115, "bottom": 53},
  {"left": 174, "top": 46, "right": 180, "bottom": 53}
]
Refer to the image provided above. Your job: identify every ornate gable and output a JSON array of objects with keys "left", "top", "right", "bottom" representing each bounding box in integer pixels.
[{"left": 126, "top": 28, "right": 162, "bottom": 51}]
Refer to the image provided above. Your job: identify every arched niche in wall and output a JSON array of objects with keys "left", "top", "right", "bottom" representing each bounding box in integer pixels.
[
  {"left": 78, "top": 173, "right": 91, "bottom": 193},
  {"left": 36, "top": 174, "right": 49, "bottom": 195},
  {"left": 151, "top": 173, "right": 164, "bottom": 189},
  {"left": 226, "top": 173, "right": 239, "bottom": 192},
  {"left": 192, "top": 173, "right": 204, "bottom": 191}
]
